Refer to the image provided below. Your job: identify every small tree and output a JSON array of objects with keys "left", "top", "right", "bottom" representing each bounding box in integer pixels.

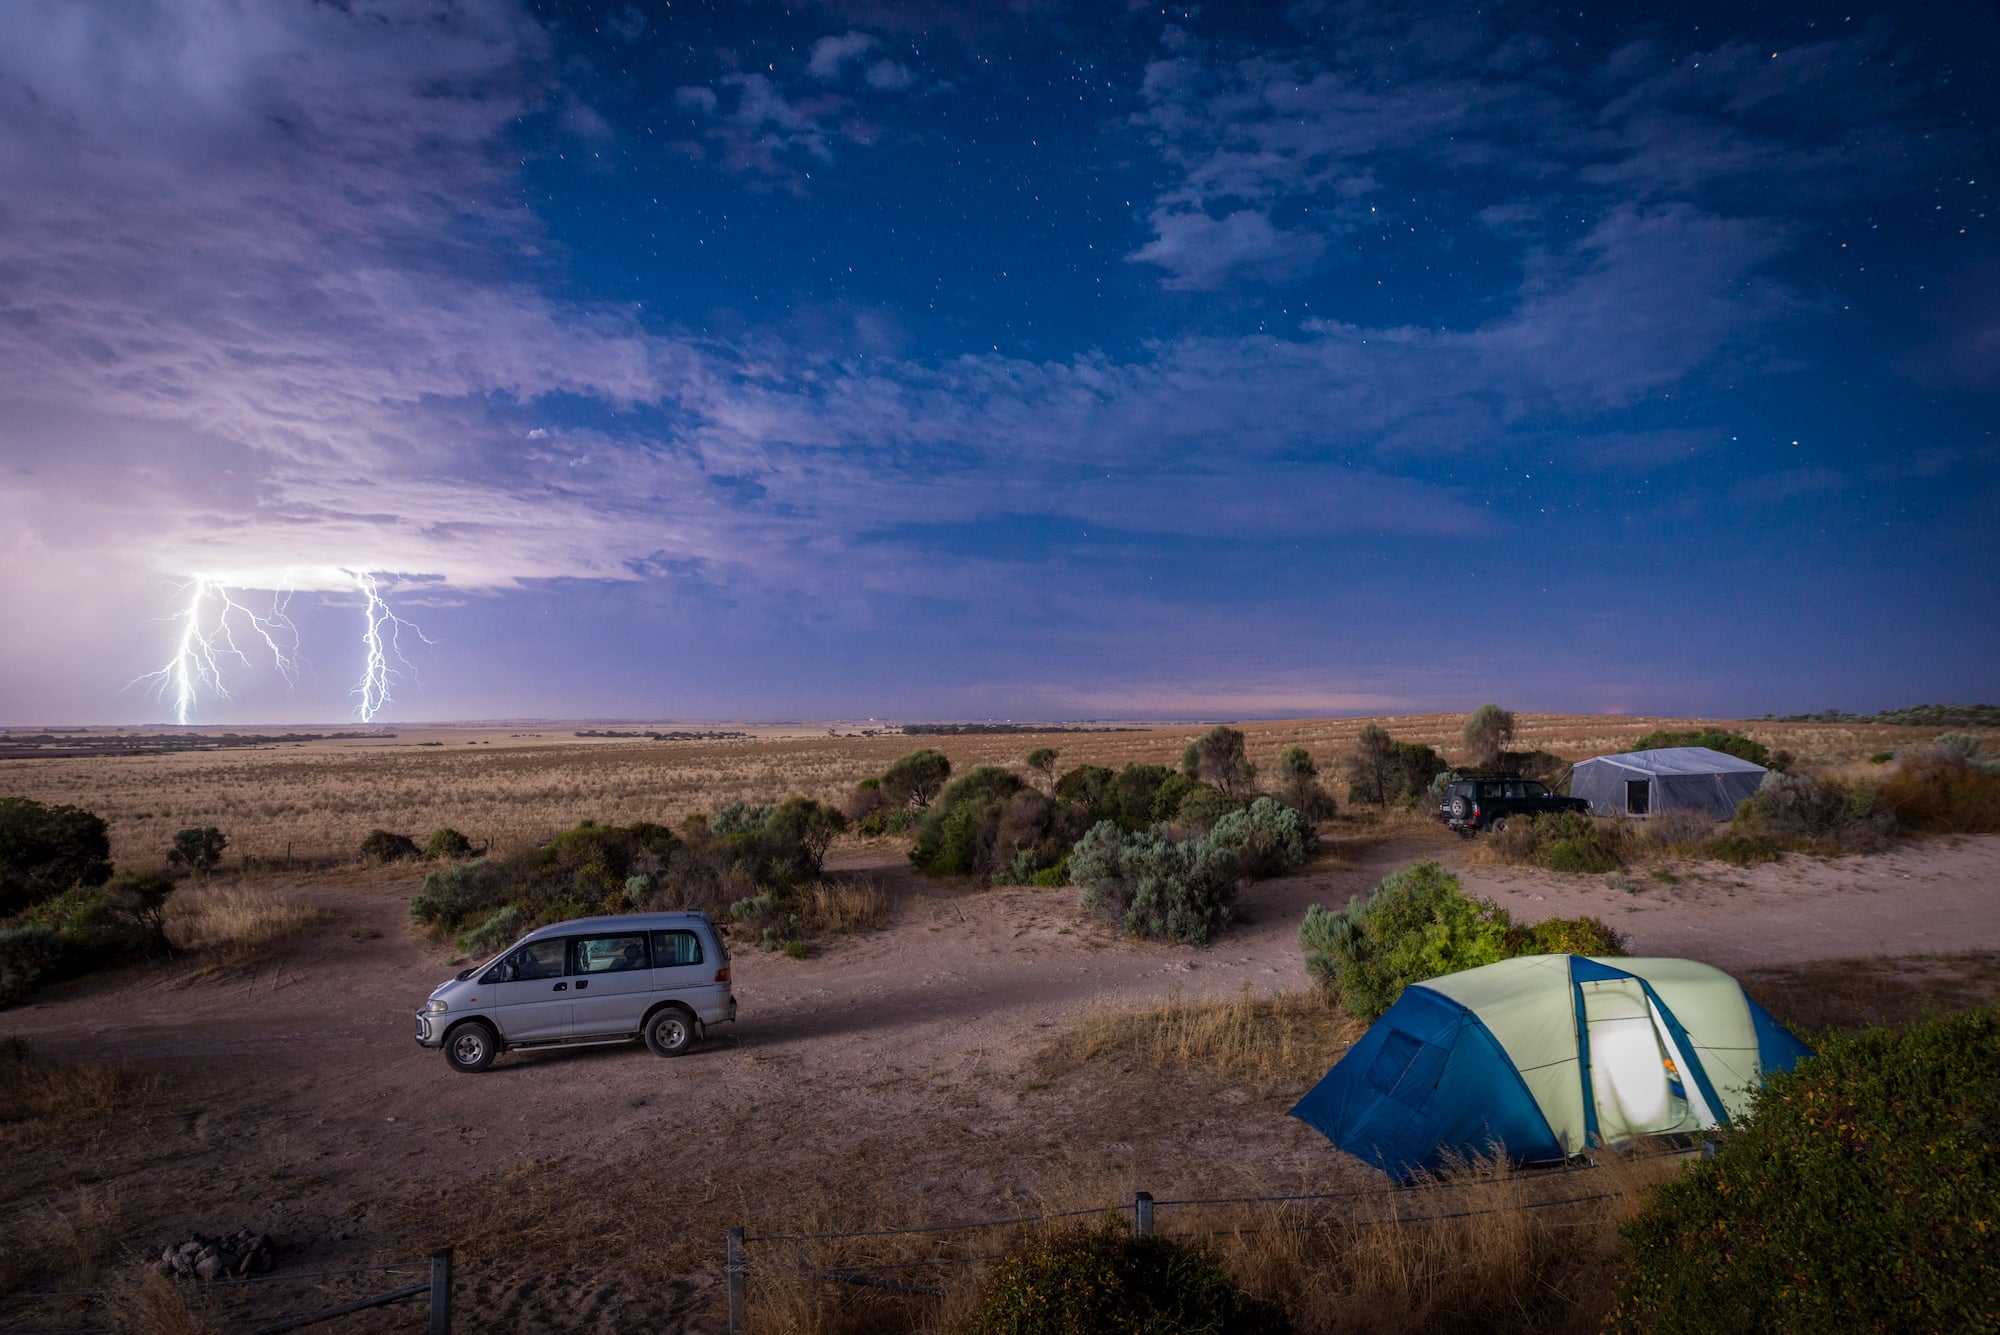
[
  {"left": 1344, "top": 723, "right": 1399, "bottom": 805},
  {"left": 1276, "top": 745, "right": 1336, "bottom": 821},
  {"left": 1180, "top": 725, "right": 1256, "bottom": 796},
  {"left": 1026, "top": 747, "right": 1060, "bottom": 791},
  {"left": 880, "top": 748, "right": 952, "bottom": 810},
  {"left": 167, "top": 826, "right": 228, "bottom": 875},
  {"left": 763, "top": 796, "right": 848, "bottom": 879},
  {"left": 1462, "top": 703, "right": 1517, "bottom": 768}
]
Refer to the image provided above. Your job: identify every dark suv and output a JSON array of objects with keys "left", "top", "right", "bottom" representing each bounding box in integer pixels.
[{"left": 1437, "top": 775, "right": 1589, "bottom": 836}]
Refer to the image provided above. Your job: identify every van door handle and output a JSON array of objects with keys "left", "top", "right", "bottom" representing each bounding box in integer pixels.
[
  {"left": 552, "top": 982, "right": 567, "bottom": 992},
  {"left": 575, "top": 980, "right": 589, "bottom": 990}
]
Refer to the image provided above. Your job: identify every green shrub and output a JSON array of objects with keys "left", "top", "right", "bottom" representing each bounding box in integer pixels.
[
  {"left": 0, "top": 797, "right": 112, "bottom": 917},
  {"left": 424, "top": 827, "right": 476, "bottom": 860},
  {"left": 1868, "top": 751, "right": 1894, "bottom": 765},
  {"left": 1628, "top": 728, "right": 1775, "bottom": 769},
  {"left": 710, "top": 802, "right": 773, "bottom": 837},
  {"left": 1607, "top": 1008, "right": 2000, "bottom": 1334},
  {"left": 762, "top": 796, "right": 847, "bottom": 879},
  {"left": 1699, "top": 832, "right": 1782, "bottom": 866},
  {"left": 910, "top": 766, "right": 1029, "bottom": 878},
  {"left": 411, "top": 863, "right": 481, "bottom": 928},
  {"left": 779, "top": 940, "right": 812, "bottom": 960},
  {"left": 455, "top": 905, "right": 522, "bottom": 957},
  {"left": 361, "top": 829, "right": 420, "bottom": 862},
  {"left": 1030, "top": 862, "right": 1068, "bottom": 888},
  {"left": 879, "top": 748, "right": 952, "bottom": 810},
  {"left": 1488, "top": 810, "right": 1630, "bottom": 873},
  {"left": 1275, "top": 746, "right": 1337, "bottom": 821},
  {"left": 1516, "top": 915, "right": 1627, "bottom": 956},
  {"left": 17, "top": 871, "right": 176, "bottom": 972},
  {"left": 1207, "top": 797, "right": 1314, "bottom": 879},
  {"left": 1172, "top": 782, "right": 1237, "bottom": 830},
  {"left": 167, "top": 826, "right": 228, "bottom": 874},
  {"left": 1071, "top": 822, "right": 1241, "bottom": 945},
  {"left": 964, "top": 1226, "right": 1288, "bottom": 1335},
  {"left": 0, "top": 926, "right": 67, "bottom": 1006},
  {"left": 1735, "top": 771, "right": 1898, "bottom": 851},
  {"left": 1343, "top": 725, "right": 1447, "bottom": 805}
]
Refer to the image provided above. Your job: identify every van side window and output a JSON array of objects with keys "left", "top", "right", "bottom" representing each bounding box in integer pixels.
[
  {"left": 575, "top": 935, "right": 650, "bottom": 973},
  {"left": 503, "top": 939, "right": 568, "bottom": 981},
  {"left": 652, "top": 929, "right": 704, "bottom": 967}
]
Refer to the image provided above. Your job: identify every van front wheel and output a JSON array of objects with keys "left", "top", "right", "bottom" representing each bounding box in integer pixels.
[
  {"left": 644, "top": 1007, "right": 695, "bottom": 1058},
  {"left": 444, "top": 1021, "right": 498, "bottom": 1073}
]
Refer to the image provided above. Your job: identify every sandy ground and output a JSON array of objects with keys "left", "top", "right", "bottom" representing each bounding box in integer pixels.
[{"left": 4, "top": 828, "right": 1998, "bottom": 1331}]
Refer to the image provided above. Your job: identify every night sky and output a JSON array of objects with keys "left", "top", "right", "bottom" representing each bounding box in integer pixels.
[{"left": 2, "top": 0, "right": 1995, "bottom": 724}]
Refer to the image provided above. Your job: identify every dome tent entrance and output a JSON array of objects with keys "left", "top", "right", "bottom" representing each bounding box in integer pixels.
[
  {"left": 1290, "top": 955, "right": 1809, "bottom": 1181},
  {"left": 1570, "top": 746, "right": 1767, "bottom": 818}
]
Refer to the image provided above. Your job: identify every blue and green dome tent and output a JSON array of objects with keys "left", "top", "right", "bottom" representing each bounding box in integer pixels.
[{"left": 1291, "top": 955, "right": 1811, "bottom": 1180}]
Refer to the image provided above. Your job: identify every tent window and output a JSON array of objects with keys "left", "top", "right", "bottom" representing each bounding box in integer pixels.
[
  {"left": 1625, "top": 780, "right": 1650, "bottom": 815},
  {"left": 1365, "top": 1030, "right": 1425, "bottom": 1101}
]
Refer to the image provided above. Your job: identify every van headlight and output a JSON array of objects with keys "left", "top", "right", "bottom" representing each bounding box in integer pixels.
[{"left": 424, "top": 999, "right": 449, "bottom": 1014}]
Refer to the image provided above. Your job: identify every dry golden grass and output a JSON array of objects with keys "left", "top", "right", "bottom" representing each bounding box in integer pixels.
[
  {"left": 1043, "top": 987, "right": 1364, "bottom": 1092},
  {"left": 795, "top": 881, "right": 890, "bottom": 936},
  {"left": 0, "top": 1039, "right": 168, "bottom": 1155},
  {"left": 161, "top": 880, "right": 329, "bottom": 972},
  {"left": 6, "top": 714, "right": 1984, "bottom": 869}
]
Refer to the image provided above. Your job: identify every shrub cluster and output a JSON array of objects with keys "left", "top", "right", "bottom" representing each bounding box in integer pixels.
[
  {"left": 1608, "top": 1007, "right": 2000, "bottom": 1333},
  {"left": 1344, "top": 725, "right": 1447, "bottom": 806},
  {"left": 1733, "top": 770, "right": 1897, "bottom": 852},
  {"left": 1627, "top": 727, "right": 1779, "bottom": 769},
  {"left": 1299, "top": 862, "right": 1624, "bottom": 1021},
  {"left": 963, "top": 1225, "right": 1289, "bottom": 1335},
  {"left": 0, "top": 797, "right": 112, "bottom": 917},
  {"left": 1071, "top": 799, "right": 1313, "bottom": 946},
  {"left": 1, "top": 871, "right": 176, "bottom": 1005},
  {"left": 411, "top": 797, "right": 849, "bottom": 949},
  {"left": 1878, "top": 745, "right": 2000, "bottom": 833},
  {"left": 1486, "top": 810, "right": 1632, "bottom": 873}
]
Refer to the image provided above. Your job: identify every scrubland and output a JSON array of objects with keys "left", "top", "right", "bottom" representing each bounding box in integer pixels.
[{"left": 1, "top": 715, "right": 1997, "bottom": 1332}]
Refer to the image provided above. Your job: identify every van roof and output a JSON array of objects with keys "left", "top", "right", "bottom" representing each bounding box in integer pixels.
[{"left": 521, "top": 911, "right": 713, "bottom": 940}]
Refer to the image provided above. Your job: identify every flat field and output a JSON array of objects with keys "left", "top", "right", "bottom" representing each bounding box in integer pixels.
[{"left": 2, "top": 716, "right": 1996, "bottom": 1332}]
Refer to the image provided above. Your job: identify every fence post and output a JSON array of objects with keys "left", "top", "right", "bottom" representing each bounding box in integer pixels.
[
  {"left": 429, "top": 1247, "right": 453, "bottom": 1335},
  {"left": 726, "top": 1227, "right": 746, "bottom": 1334},
  {"left": 1133, "top": 1192, "right": 1154, "bottom": 1237}
]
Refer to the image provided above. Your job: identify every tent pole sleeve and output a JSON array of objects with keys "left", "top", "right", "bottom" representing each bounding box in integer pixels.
[{"left": 1635, "top": 980, "right": 1730, "bottom": 1127}]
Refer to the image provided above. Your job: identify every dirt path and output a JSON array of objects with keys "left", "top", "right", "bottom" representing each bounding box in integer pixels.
[{"left": 5, "top": 832, "right": 1998, "bottom": 1330}]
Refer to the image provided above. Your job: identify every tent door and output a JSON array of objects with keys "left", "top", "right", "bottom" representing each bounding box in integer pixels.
[
  {"left": 1580, "top": 980, "right": 1694, "bottom": 1142},
  {"left": 1625, "top": 780, "right": 1651, "bottom": 816}
]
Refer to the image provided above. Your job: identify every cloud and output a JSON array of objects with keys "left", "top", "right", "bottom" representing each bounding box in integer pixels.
[
  {"left": 808, "top": 31, "right": 879, "bottom": 80},
  {"left": 865, "top": 59, "right": 916, "bottom": 91},
  {"left": 1129, "top": 207, "right": 1327, "bottom": 290}
]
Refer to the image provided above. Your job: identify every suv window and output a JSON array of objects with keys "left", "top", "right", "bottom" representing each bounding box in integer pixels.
[
  {"left": 491, "top": 938, "right": 566, "bottom": 982},
  {"left": 575, "top": 934, "right": 650, "bottom": 973},
  {"left": 652, "top": 929, "right": 704, "bottom": 966}
]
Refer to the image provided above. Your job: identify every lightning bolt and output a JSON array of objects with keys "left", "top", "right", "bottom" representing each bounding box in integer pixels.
[
  {"left": 136, "top": 577, "right": 301, "bottom": 725},
  {"left": 349, "top": 571, "right": 432, "bottom": 723}
]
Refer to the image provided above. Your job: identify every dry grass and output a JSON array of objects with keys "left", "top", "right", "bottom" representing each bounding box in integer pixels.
[
  {"left": 6, "top": 715, "right": 1986, "bottom": 869},
  {"left": 162, "top": 881, "right": 329, "bottom": 972},
  {"left": 1739, "top": 951, "right": 2000, "bottom": 1038},
  {"left": 1043, "top": 988, "right": 1364, "bottom": 1092},
  {"left": 98, "top": 1266, "right": 222, "bottom": 1335},
  {"left": 794, "top": 881, "right": 890, "bottom": 936},
  {"left": 0, "top": 1185, "right": 129, "bottom": 1294},
  {"left": 0, "top": 1039, "right": 168, "bottom": 1155}
]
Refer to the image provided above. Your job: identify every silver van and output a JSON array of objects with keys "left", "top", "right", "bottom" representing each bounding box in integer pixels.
[{"left": 414, "top": 911, "right": 736, "bottom": 1072}]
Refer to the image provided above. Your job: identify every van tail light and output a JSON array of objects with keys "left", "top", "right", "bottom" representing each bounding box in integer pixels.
[{"left": 715, "top": 967, "right": 730, "bottom": 983}]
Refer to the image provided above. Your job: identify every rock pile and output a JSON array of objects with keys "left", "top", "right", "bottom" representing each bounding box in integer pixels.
[{"left": 158, "top": 1231, "right": 277, "bottom": 1282}]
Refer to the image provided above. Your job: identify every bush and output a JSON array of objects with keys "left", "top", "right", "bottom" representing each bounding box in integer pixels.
[
  {"left": 879, "top": 748, "right": 952, "bottom": 810},
  {"left": 1607, "top": 1008, "right": 2000, "bottom": 1333},
  {"left": 361, "top": 829, "right": 420, "bottom": 862},
  {"left": 1487, "top": 810, "right": 1630, "bottom": 873},
  {"left": 1878, "top": 749, "right": 2000, "bottom": 833},
  {"left": 407, "top": 820, "right": 683, "bottom": 935},
  {"left": 167, "top": 827, "right": 228, "bottom": 874},
  {"left": 1300, "top": 861, "right": 1624, "bottom": 1021},
  {"left": 1172, "top": 782, "right": 1237, "bottom": 831},
  {"left": 0, "top": 926, "right": 68, "bottom": 1006},
  {"left": 762, "top": 796, "right": 847, "bottom": 879},
  {"left": 1207, "top": 797, "right": 1314, "bottom": 879},
  {"left": 424, "top": 827, "right": 476, "bottom": 861},
  {"left": 1071, "top": 822, "right": 1241, "bottom": 946},
  {"left": 963, "top": 1225, "right": 1288, "bottom": 1335},
  {"left": 455, "top": 905, "right": 522, "bottom": 957},
  {"left": 1700, "top": 832, "right": 1782, "bottom": 866},
  {"left": 1461, "top": 703, "right": 1516, "bottom": 768},
  {"left": 910, "top": 766, "right": 1029, "bottom": 878},
  {"left": 1343, "top": 725, "right": 1446, "bottom": 805},
  {"left": 710, "top": 802, "right": 773, "bottom": 837},
  {"left": 16, "top": 871, "right": 176, "bottom": 973},
  {"left": 1735, "top": 771, "right": 1897, "bottom": 851},
  {"left": 1628, "top": 727, "right": 1775, "bottom": 769},
  {"left": 0, "top": 797, "right": 112, "bottom": 917},
  {"left": 1275, "top": 747, "right": 1336, "bottom": 821},
  {"left": 1181, "top": 726, "right": 1256, "bottom": 796},
  {"left": 1638, "top": 808, "right": 1716, "bottom": 853}
]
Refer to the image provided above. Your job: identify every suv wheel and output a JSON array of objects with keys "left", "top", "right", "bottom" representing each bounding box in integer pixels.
[
  {"left": 444, "top": 1022, "right": 498, "bottom": 1073},
  {"left": 644, "top": 1006, "right": 695, "bottom": 1058},
  {"left": 1486, "top": 816, "right": 1510, "bottom": 834}
]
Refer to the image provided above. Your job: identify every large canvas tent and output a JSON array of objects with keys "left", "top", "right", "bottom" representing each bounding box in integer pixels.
[
  {"left": 1290, "top": 955, "right": 1810, "bottom": 1181},
  {"left": 1570, "top": 746, "right": 1767, "bottom": 818}
]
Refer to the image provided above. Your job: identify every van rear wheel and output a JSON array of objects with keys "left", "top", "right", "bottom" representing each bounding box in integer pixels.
[
  {"left": 644, "top": 1007, "right": 695, "bottom": 1057},
  {"left": 444, "top": 1022, "right": 497, "bottom": 1073}
]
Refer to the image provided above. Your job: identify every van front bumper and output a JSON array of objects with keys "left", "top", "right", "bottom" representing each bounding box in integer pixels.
[{"left": 414, "top": 1012, "right": 440, "bottom": 1047}]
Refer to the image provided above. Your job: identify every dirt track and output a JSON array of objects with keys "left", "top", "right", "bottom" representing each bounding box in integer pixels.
[{"left": 5, "top": 830, "right": 1999, "bottom": 1330}]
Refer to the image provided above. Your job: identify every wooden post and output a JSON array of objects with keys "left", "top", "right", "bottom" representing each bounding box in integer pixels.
[
  {"left": 726, "top": 1227, "right": 746, "bottom": 1334},
  {"left": 1133, "top": 1192, "right": 1154, "bottom": 1237},
  {"left": 429, "top": 1247, "right": 453, "bottom": 1335}
]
